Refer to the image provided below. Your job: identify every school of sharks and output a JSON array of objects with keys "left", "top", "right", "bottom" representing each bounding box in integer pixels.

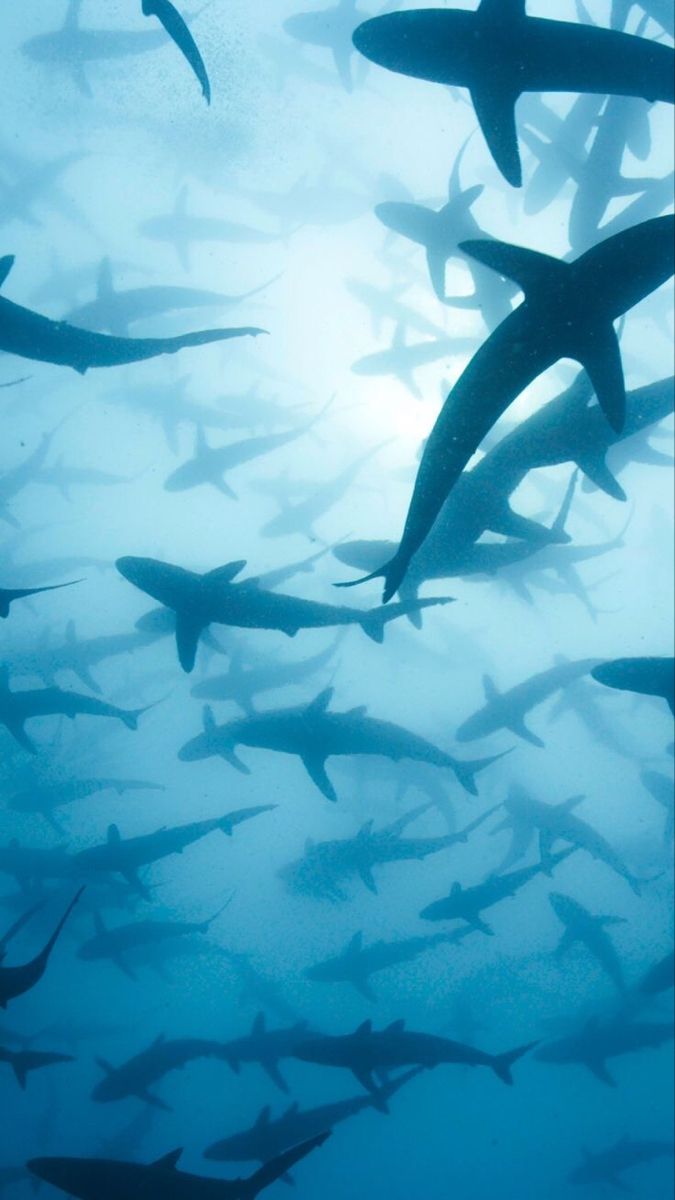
[{"left": 0, "top": 0, "right": 673, "bottom": 1196}]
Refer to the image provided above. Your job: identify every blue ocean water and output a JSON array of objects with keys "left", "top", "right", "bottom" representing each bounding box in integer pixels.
[{"left": 0, "top": 2, "right": 673, "bottom": 1198}]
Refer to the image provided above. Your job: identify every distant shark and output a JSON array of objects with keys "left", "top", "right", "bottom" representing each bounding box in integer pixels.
[
  {"left": 568, "top": 1134, "right": 675, "bottom": 1190},
  {"left": 0, "top": 255, "right": 265, "bottom": 374},
  {"left": 352, "top": 0, "right": 674, "bottom": 186},
  {"left": 340, "top": 215, "right": 674, "bottom": 601},
  {"left": 283, "top": 0, "right": 366, "bottom": 91},
  {"left": 456, "top": 659, "right": 601, "bottom": 747}
]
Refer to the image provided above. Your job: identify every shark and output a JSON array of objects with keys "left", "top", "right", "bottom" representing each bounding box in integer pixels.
[
  {"left": 204, "top": 1071, "right": 419, "bottom": 1168},
  {"left": 71, "top": 808, "right": 274, "bottom": 896},
  {"left": 220, "top": 1013, "right": 317, "bottom": 1094},
  {"left": 0, "top": 888, "right": 83, "bottom": 1009},
  {"left": 116, "top": 555, "right": 454, "bottom": 673},
  {"left": 29, "top": 1133, "right": 330, "bottom": 1200},
  {"left": 492, "top": 787, "right": 648, "bottom": 895},
  {"left": 456, "top": 659, "right": 601, "bottom": 747},
  {"left": 339, "top": 215, "right": 675, "bottom": 601},
  {"left": 420, "top": 848, "right": 576, "bottom": 934},
  {"left": 191, "top": 638, "right": 340, "bottom": 714},
  {"left": 568, "top": 1134, "right": 675, "bottom": 1190},
  {"left": 294, "top": 1018, "right": 536, "bottom": 1088},
  {"left": 92, "top": 1033, "right": 241, "bottom": 1110},
  {"left": 638, "top": 950, "right": 674, "bottom": 997},
  {"left": 260, "top": 442, "right": 388, "bottom": 539},
  {"left": 0, "top": 255, "right": 264, "bottom": 373},
  {"left": 592, "top": 657, "right": 675, "bottom": 713},
  {"left": 139, "top": 187, "right": 280, "bottom": 270},
  {"left": 283, "top": 0, "right": 366, "bottom": 91},
  {"left": 304, "top": 929, "right": 463, "bottom": 1001},
  {"left": 351, "top": 326, "right": 476, "bottom": 398},
  {"left": 0, "top": 670, "right": 151, "bottom": 753},
  {"left": 66, "top": 258, "right": 277, "bottom": 336},
  {"left": 179, "top": 687, "right": 505, "bottom": 799},
  {"left": 549, "top": 892, "right": 627, "bottom": 995},
  {"left": 0, "top": 1045, "right": 74, "bottom": 1089},
  {"left": 76, "top": 902, "right": 230, "bottom": 980},
  {"left": 352, "top": 0, "right": 674, "bottom": 186},
  {"left": 640, "top": 770, "right": 674, "bottom": 845},
  {"left": 8, "top": 777, "right": 165, "bottom": 835},
  {"left": 535, "top": 1014, "right": 674, "bottom": 1085}
]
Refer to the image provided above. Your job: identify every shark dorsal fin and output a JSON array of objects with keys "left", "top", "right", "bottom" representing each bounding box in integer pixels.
[
  {"left": 357, "top": 819, "right": 374, "bottom": 839},
  {"left": 151, "top": 1033, "right": 166, "bottom": 1049},
  {"left": 152, "top": 1150, "right": 182, "bottom": 1170},
  {"left": 205, "top": 561, "right": 247, "bottom": 585},
  {"left": 285, "top": 1101, "right": 299, "bottom": 1117},
  {"left": 0, "top": 256, "right": 15, "bottom": 289},
  {"left": 482, "top": 674, "right": 499, "bottom": 702},
  {"left": 255, "top": 1106, "right": 271, "bottom": 1127},
  {"left": 392, "top": 323, "right": 406, "bottom": 351},
  {"left": 107, "top": 824, "right": 121, "bottom": 845},
  {"left": 252, "top": 1012, "right": 266, "bottom": 1035},
  {"left": 451, "top": 882, "right": 462, "bottom": 896},
  {"left": 355, "top": 1020, "right": 372, "bottom": 1036},
  {"left": 305, "top": 687, "right": 334, "bottom": 716},
  {"left": 346, "top": 704, "right": 368, "bottom": 718},
  {"left": 64, "top": 0, "right": 83, "bottom": 30},
  {"left": 194, "top": 424, "right": 209, "bottom": 457},
  {"left": 459, "top": 239, "right": 567, "bottom": 297},
  {"left": 95, "top": 1057, "right": 114, "bottom": 1075},
  {"left": 386, "top": 1019, "right": 406, "bottom": 1033},
  {"left": 96, "top": 257, "right": 114, "bottom": 302},
  {"left": 203, "top": 705, "right": 216, "bottom": 734}
]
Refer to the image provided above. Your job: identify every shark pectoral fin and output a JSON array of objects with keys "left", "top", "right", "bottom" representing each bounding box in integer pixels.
[
  {"left": 175, "top": 612, "right": 204, "bottom": 673},
  {"left": 425, "top": 248, "right": 447, "bottom": 303},
  {"left": 122, "top": 870, "right": 147, "bottom": 896},
  {"left": 332, "top": 44, "right": 354, "bottom": 92},
  {"left": 0, "top": 256, "right": 15, "bottom": 288},
  {"left": 469, "top": 80, "right": 523, "bottom": 188},
  {"left": 141, "top": 1089, "right": 172, "bottom": 1111},
  {"left": 113, "top": 954, "right": 137, "bottom": 982},
  {"left": 576, "top": 324, "right": 626, "bottom": 434},
  {"left": 586, "top": 1057, "right": 616, "bottom": 1087},
  {"left": 353, "top": 976, "right": 376, "bottom": 1002},
  {"left": 353, "top": 1067, "right": 376, "bottom": 1093},
  {"left": 214, "top": 478, "right": 238, "bottom": 500},
  {"left": 507, "top": 718, "right": 545, "bottom": 748},
  {"left": 301, "top": 755, "right": 337, "bottom": 802},
  {"left": 74, "top": 667, "right": 102, "bottom": 695},
  {"left": 357, "top": 864, "right": 378, "bottom": 895},
  {"left": 576, "top": 454, "right": 627, "bottom": 502},
  {"left": 262, "top": 1058, "right": 289, "bottom": 1093},
  {"left": 554, "top": 929, "right": 577, "bottom": 957}
]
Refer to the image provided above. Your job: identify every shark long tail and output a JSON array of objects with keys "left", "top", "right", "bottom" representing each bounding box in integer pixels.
[
  {"left": 336, "top": 549, "right": 408, "bottom": 605},
  {"left": 359, "top": 596, "right": 454, "bottom": 643},
  {"left": 490, "top": 1040, "right": 539, "bottom": 1086},
  {"left": 452, "top": 750, "right": 513, "bottom": 797}
]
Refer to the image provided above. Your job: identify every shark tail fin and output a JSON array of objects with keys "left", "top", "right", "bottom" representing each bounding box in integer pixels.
[
  {"left": 453, "top": 749, "right": 513, "bottom": 796},
  {"left": 490, "top": 1039, "right": 538, "bottom": 1086},
  {"left": 248, "top": 1132, "right": 331, "bottom": 1192}
]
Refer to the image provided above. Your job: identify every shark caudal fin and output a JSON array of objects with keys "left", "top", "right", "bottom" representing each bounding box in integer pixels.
[
  {"left": 490, "top": 1039, "right": 538, "bottom": 1086},
  {"left": 452, "top": 750, "right": 513, "bottom": 796},
  {"left": 359, "top": 596, "right": 454, "bottom": 641},
  {"left": 334, "top": 545, "right": 409, "bottom": 606},
  {"left": 247, "top": 1131, "right": 331, "bottom": 1193}
]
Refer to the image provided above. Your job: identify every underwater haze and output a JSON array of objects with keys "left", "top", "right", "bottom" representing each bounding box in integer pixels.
[{"left": 0, "top": 1, "right": 673, "bottom": 1198}]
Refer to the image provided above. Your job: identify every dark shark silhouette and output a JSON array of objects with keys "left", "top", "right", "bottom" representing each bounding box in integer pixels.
[
  {"left": 179, "top": 687, "right": 505, "bottom": 799},
  {"left": 117, "top": 555, "right": 454, "bottom": 672},
  {"left": 29, "top": 1133, "right": 330, "bottom": 1200},
  {"left": 535, "top": 1014, "right": 674, "bottom": 1085},
  {"left": 0, "top": 669, "right": 151, "bottom": 753},
  {"left": 549, "top": 891, "right": 627, "bottom": 995},
  {"left": 352, "top": 1, "right": 674, "bottom": 186},
  {"left": 456, "top": 659, "right": 601, "bottom": 746},
  {"left": 592, "top": 657, "right": 675, "bottom": 713},
  {"left": 305, "top": 928, "right": 464, "bottom": 1000},
  {"left": 76, "top": 902, "right": 230, "bottom": 980},
  {"left": 339, "top": 215, "right": 675, "bottom": 601},
  {"left": 568, "top": 1134, "right": 675, "bottom": 1189},
  {"left": 0, "top": 1045, "right": 74, "bottom": 1088},
  {"left": 294, "top": 1018, "right": 536, "bottom": 1088},
  {"left": 283, "top": 0, "right": 366, "bottom": 91},
  {"left": 0, "top": 255, "right": 264, "bottom": 373},
  {"left": 420, "top": 849, "right": 576, "bottom": 934}
]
